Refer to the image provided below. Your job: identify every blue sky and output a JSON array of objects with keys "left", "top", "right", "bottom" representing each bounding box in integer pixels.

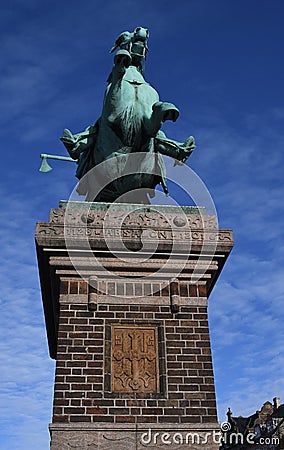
[{"left": 1, "top": 0, "right": 284, "bottom": 448}]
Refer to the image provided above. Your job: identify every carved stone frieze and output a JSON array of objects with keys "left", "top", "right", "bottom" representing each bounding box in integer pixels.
[
  {"left": 51, "top": 431, "right": 98, "bottom": 449},
  {"left": 49, "top": 207, "right": 218, "bottom": 230},
  {"left": 42, "top": 204, "right": 234, "bottom": 254},
  {"left": 49, "top": 424, "right": 221, "bottom": 450}
]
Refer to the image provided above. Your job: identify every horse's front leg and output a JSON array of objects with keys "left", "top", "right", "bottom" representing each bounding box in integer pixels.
[
  {"left": 154, "top": 130, "right": 196, "bottom": 164},
  {"left": 143, "top": 101, "right": 180, "bottom": 137}
]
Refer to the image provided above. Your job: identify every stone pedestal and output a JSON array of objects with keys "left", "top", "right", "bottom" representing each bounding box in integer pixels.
[{"left": 35, "top": 201, "right": 233, "bottom": 449}]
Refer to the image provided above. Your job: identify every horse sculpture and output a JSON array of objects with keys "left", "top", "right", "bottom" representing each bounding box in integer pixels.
[{"left": 61, "top": 27, "right": 195, "bottom": 203}]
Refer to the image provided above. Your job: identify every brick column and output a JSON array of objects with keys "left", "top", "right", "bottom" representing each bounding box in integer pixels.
[{"left": 36, "top": 202, "right": 233, "bottom": 449}]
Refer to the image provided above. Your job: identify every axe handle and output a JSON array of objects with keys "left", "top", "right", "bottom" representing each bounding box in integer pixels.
[{"left": 40, "top": 153, "right": 77, "bottom": 162}]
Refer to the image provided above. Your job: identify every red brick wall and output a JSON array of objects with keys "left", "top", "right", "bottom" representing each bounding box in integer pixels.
[{"left": 53, "top": 279, "right": 217, "bottom": 425}]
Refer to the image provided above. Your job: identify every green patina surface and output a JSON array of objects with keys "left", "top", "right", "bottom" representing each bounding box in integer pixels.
[
  {"left": 59, "top": 27, "right": 196, "bottom": 204},
  {"left": 59, "top": 200, "right": 205, "bottom": 215}
]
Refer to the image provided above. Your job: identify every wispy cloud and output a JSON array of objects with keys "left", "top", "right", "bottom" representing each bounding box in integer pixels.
[
  {"left": 0, "top": 2, "right": 283, "bottom": 447},
  {"left": 0, "top": 183, "right": 58, "bottom": 449}
]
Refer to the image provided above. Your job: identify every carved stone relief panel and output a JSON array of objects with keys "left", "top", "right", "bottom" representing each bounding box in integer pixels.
[{"left": 111, "top": 325, "right": 159, "bottom": 393}]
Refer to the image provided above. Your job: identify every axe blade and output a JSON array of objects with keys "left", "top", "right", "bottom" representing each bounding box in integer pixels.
[{"left": 39, "top": 156, "right": 53, "bottom": 172}]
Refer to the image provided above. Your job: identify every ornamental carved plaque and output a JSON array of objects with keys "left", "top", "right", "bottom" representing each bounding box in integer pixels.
[{"left": 111, "top": 325, "right": 159, "bottom": 393}]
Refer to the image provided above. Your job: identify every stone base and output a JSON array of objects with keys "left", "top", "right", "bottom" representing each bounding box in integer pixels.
[{"left": 50, "top": 422, "right": 221, "bottom": 450}]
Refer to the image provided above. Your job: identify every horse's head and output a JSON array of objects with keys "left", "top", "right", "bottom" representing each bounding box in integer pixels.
[{"left": 133, "top": 27, "right": 149, "bottom": 42}]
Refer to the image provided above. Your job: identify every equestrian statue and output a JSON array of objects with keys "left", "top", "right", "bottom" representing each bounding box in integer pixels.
[{"left": 60, "top": 27, "right": 196, "bottom": 203}]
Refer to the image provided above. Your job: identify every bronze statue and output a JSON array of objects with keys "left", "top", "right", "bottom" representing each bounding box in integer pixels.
[{"left": 60, "top": 27, "right": 195, "bottom": 203}]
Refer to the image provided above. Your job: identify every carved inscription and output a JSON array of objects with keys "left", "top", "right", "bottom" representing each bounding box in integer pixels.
[
  {"left": 37, "top": 223, "right": 233, "bottom": 242},
  {"left": 112, "top": 325, "right": 159, "bottom": 393}
]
